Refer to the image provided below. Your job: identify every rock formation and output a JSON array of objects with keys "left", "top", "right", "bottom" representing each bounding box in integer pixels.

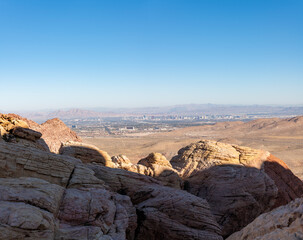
[
  {"left": 88, "top": 164, "right": 223, "bottom": 240},
  {"left": 171, "top": 140, "right": 303, "bottom": 209},
  {"left": 111, "top": 153, "right": 182, "bottom": 189},
  {"left": 1, "top": 115, "right": 303, "bottom": 240},
  {"left": 0, "top": 139, "right": 223, "bottom": 239},
  {"left": 33, "top": 118, "right": 82, "bottom": 153},
  {"left": 185, "top": 164, "right": 278, "bottom": 237},
  {"left": 137, "top": 153, "right": 182, "bottom": 188},
  {"left": 227, "top": 197, "right": 303, "bottom": 240},
  {"left": 60, "top": 141, "right": 114, "bottom": 167},
  {"left": 264, "top": 154, "right": 303, "bottom": 208},
  {"left": 0, "top": 114, "right": 49, "bottom": 151},
  {"left": 1, "top": 114, "right": 82, "bottom": 153},
  {"left": 170, "top": 140, "right": 269, "bottom": 178}
]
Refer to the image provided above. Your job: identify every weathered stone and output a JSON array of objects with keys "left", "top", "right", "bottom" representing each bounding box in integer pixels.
[
  {"left": 0, "top": 201, "right": 56, "bottom": 240},
  {"left": 89, "top": 165, "right": 223, "bottom": 240},
  {"left": 172, "top": 140, "right": 303, "bottom": 209},
  {"left": 138, "top": 152, "right": 182, "bottom": 189},
  {"left": 0, "top": 142, "right": 80, "bottom": 187},
  {"left": 171, "top": 140, "right": 269, "bottom": 178},
  {"left": 138, "top": 153, "right": 172, "bottom": 168},
  {"left": 4, "top": 114, "right": 82, "bottom": 153},
  {"left": 60, "top": 141, "right": 114, "bottom": 167},
  {"left": 185, "top": 164, "right": 278, "bottom": 237},
  {"left": 37, "top": 118, "right": 82, "bottom": 153},
  {"left": 227, "top": 197, "right": 303, "bottom": 240},
  {"left": 112, "top": 154, "right": 132, "bottom": 165},
  {"left": 0, "top": 114, "right": 29, "bottom": 132},
  {"left": 12, "top": 127, "right": 42, "bottom": 141},
  {"left": 60, "top": 163, "right": 137, "bottom": 239},
  {"left": 263, "top": 154, "right": 303, "bottom": 208},
  {"left": 0, "top": 177, "right": 64, "bottom": 214}
]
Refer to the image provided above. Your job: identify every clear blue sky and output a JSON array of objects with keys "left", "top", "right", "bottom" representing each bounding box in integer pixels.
[{"left": 0, "top": 0, "right": 302, "bottom": 111}]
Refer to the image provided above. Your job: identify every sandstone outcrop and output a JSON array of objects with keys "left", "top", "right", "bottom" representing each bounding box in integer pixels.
[
  {"left": 1, "top": 114, "right": 81, "bottom": 153},
  {"left": 0, "top": 114, "right": 43, "bottom": 146},
  {"left": 0, "top": 114, "right": 29, "bottom": 132},
  {"left": 0, "top": 139, "right": 223, "bottom": 240},
  {"left": 59, "top": 141, "right": 114, "bottom": 167},
  {"left": 138, "top": 153, "right": 182, "bottom": 188},
  {"left": 89, "top": 164, "right": 223, "bottom": 240},
  {"left": 170, "top": 140, "right": 269, "bottom": 178},
  {"left": 112, "top": 154, "right": 151, "bottom": 175},
  {"left": 1, "top": 114, "right": 303, "bottom": 239},
  {"left": 111, "top": 153, "right": 182, "bottom": 189},
  {"left": 34, "top": 118, "right": 82, "bottom": 153},
  {"left": 57, "top": 164, "right": 137, "bottom": 240},
  {"left": 0, "top": 142, "right": 79, "bottom": 186},
  {"left": 171, "top": 140, "right": 303, "bottom": 209},
  {"left": 227, "top": 197, "right": 303, "bottom": 240},
  {"left": 264, "top": 154, "right": 303, "bottom": 208},
  {"left": 185, "top": 164, "right": 278, "bottom": 237}
]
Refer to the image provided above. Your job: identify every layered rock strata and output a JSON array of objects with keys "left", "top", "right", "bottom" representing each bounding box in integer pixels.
[
  {"left": 227, "top": 197, "right": 303, "bottom": 240},
  {"left": 0, "top": 141, "right": 223, "bottom": 240}
]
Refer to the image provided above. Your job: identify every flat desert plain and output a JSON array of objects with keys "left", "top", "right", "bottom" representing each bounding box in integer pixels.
[{"left": 84, "top": 116, "right": 303, "bottom": 179}]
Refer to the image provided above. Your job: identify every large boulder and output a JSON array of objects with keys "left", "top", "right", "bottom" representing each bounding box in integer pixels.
[
  {"left": 0, "top": 141, "right": 223, "bottom": 239},
  {"left": 57, "top": 164, "right": 137, "bottom": 240},
  {"left": 138, "top": 153, "right": 182, "bottom": 189},
  {"left": 170, "top": 140, "right": 269, "bottom": 178},
  {"left": 4, "top": 114, "right": 82, "bottom": 153},
  {"left": 264, "top": 154, "right": 303, "bottom": 208},
  {"left": 0, "top": 114, "right": 48, "bottom": 150},
  {"left": 11, "top": 127, "right": 42, "bottom": 141},
  {"left": 89, "top": 164, "right": 223, "bottom": 240},
  {"left": 227, "top": 197, "right": 303, "bottom": 240},
  {"left": 59, "top": 141, "right": 114, "bottom": 167},
  {"left": 0, "top": 201, "right": 56, "bottom": 240},
  {"left": 0, "top": 177, "right": 65, "bottom": 214},
  {"left": 112, "top": 153, "right": 182, "bottom": 189},
  {"left": 0, "top": 114, "right": 29, "bottom": 132},
  {"left": 185, "top": 164, "right": 278, "bottom": 237},
  {"left": 34, "top": 118, "right": 82, "bottom": 153},
  {"left": 0, "top": 142, "right": 79, "bottom": 187},
  {"left": 171, "top": 140, "right": 303, "bottom": 209}
]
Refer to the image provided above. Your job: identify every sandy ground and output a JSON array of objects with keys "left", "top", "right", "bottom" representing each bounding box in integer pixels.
[{"left": 84, "top": 118, "right": 303, "bottom": 179}]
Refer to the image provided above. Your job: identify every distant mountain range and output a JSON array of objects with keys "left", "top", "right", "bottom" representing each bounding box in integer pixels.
[{"left": 6, "top": 104, "right": 303, "bottom": 121}]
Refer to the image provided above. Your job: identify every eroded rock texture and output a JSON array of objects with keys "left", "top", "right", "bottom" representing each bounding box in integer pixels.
[
  {"left": 31, "top": 118, "right": 82, "bottom": 153},
  {"left": 89, "top": 165, "right": 223, "bottom": 240},
  {"left": 170, "top": 140, "right": 269, "bottom": 178},
  {"left": 0, "top": 142, "right": 79, "bottom": 186},
  {"left": 0, "top": 140, "right": 223, "bottom": 240},
  {"left": 185, "top": 164, "right": 278, "bottom": 237},
  {"left": 1, "top": 114, "right": 81, "bottom": 153},
  {"left": 227, "top": 197, "right": 303, "bottom": 240},
  {"left": 60, "top": 141, "right": 114, "bottom": 167},
  {"left": 264, "top": 154, "right": 303, "bottom": 208},
  {"left": 172, "top": 140, "right": 303, "bottom": 209},
  {"left": 1, "top": 115, "right": 302, "bottom": 240}
]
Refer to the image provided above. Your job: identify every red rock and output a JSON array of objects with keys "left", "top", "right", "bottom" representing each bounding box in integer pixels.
[
  {"left": 12, "top": 127, "right": 42, "bottom": 141},
  {"left": 263, "top": 154, "right": 303, "bottom": 208},
  {"left": 185, "top": 164, "right": 278, "bottom": 237}
]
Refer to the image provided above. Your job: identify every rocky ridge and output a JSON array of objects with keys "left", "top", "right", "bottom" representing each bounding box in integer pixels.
[{"left": 2, "top": 114, "right": 81, "bottom": 153}]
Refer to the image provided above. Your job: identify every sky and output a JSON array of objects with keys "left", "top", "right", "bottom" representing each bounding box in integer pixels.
[{"left": 0, "top": 0, "right": 303, "bottom": 111}]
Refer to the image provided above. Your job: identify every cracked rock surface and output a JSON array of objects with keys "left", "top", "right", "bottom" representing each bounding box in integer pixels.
[
  {"left": 0, "top": 141, "right": 223, "bottom": 240},
  {"left": 227, "top": 197, "right": 303, "bottom": 240},
  {"left": 0, "top": 115, "right": 302, "bottom": 240}
]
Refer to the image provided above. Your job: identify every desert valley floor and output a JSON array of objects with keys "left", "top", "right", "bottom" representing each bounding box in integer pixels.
[{"left": 84, "top": 116, "right": 303, "bottom": 179}]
